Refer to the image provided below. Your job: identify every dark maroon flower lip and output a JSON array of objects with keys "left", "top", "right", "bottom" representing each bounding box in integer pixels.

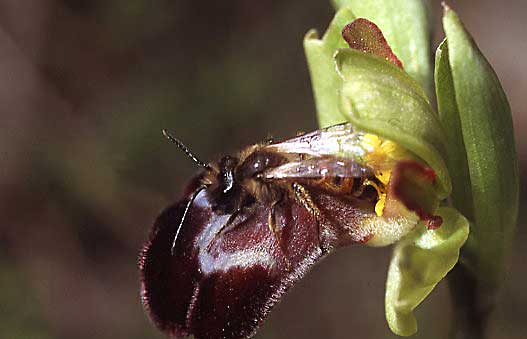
[
  {"left": 139, "top": 157, "right": 442, "bottom": 339},
  {"left": 139, "top": 171, "right": 382, "bottom": 339}
]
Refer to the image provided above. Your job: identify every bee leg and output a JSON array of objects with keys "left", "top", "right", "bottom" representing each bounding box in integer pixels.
[
  {"left": 206, "top": 207, "right": 246, "bottom": 252},
  {"left": 291, "top": 182, "right": 330, "bottom": 254},
  {"left": 268, "top": 200, "right": 292, "bottom": 270}
]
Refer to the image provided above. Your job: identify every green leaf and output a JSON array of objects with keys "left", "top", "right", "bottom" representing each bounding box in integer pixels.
[
  {"left": 304, "top": 7, "right": 355, "bottom": 127},
  {"left": 385, "top": 207, "right": 469, "bottom": 336},
  {"left": 335, "top": 49, "right": 451, "bottom": 199},
  {"left": 434, "top": 39, "right": 474, "bottom": 221},
  {"left": 442, "top": 7, "right": 519, "bottom": 287},
  {"left": 331, "top": 0, "right": 433, "bottom": 97}
]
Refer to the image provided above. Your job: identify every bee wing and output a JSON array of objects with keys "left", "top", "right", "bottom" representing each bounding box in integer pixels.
[
  {"left": 263, "top": 157, "right": 373, "bottom": 180},
  {"left": 264, "top": 123, "right": 367, "bottom": 159}
]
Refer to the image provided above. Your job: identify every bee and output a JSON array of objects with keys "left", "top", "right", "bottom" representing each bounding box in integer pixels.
[{"left": 139, "top": 123, "right": 433, "bottom": 339}]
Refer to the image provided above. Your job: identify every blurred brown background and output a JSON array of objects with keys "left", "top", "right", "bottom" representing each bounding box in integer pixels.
[{"left": 0, "top": 0, "right": 525, "bottom": 338}]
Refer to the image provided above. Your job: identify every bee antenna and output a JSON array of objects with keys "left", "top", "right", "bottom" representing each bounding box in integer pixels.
[{"left": 162, "top": 129, "right": 210, "bottom": 169}]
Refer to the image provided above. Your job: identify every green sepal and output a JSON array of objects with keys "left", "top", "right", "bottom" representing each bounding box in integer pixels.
[
  {"left": 442, "top": 7, "right": 519, "bottom": 287},
  {"left": 331, "top": 0, "right": 433, "bottom": 97},
  {"left": 385, "top": 207, "right": 469, "bottom": 336},
  {"left": 304, "top": 7, "right": 356, "bottom": 128},
  {"left": 335, "top": 49, "right": 451, "bottom": 199}
]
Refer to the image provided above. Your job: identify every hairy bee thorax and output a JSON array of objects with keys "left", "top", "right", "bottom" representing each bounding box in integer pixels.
[{"left": 204, "top": 145, "right": 290, "bottom": 214}]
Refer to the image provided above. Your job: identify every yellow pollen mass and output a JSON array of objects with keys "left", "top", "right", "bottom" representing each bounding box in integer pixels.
[
  {"left": 363, "top": 179, "right": 387, "bottom": 217},
  {"left": 359, "top": 134, "right": 412, "bottom": 217},
  {"left": 375, "top": 194, "right": 387, "bottom": 216},
  {"left": 376, "top": 170, "right": 391, "bottom": 186}
]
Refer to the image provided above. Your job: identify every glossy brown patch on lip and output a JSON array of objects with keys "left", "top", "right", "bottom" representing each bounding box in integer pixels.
[
  {"left": 342, "top": 18, "right": 404, "bottom": 69},
  {"left": 139, "top": 177, "right": 376, "bottom": 339},
  {"left": 139, "top": 178, "right": 322, "bottom": 339}
]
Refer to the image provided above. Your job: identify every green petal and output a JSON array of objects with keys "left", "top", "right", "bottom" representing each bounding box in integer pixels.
[
  {"left": 435, "top": 39, "right": 474, "bottom": 221},
  {"left": 304, "top": 7, "right": 355, "bottom": 127},
  {"left": 385, "top": 207, "right": 469, "bottom": 336},
  {"left": 341, "top": 18, "right": 403, "bottom": 69},
  {"left": 442, "top": 7, "right": 519, "bottom": 287},
  {"left": 335, "top": 49, "right": 451, "bottom": 199},
  {"left": 331, "top": 0, "right": 433, "bottom": 97}
]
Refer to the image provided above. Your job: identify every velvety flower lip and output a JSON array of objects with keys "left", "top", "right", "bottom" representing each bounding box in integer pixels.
[{"left": 138, "top": 155, "right": 431, "bottom": 339}]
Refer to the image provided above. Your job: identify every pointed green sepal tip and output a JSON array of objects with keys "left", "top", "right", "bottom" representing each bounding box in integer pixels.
[{"left": 442, "top": 6, "right": 519, "bottom": 287}]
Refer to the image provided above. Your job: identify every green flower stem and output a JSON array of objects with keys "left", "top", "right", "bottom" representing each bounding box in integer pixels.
[{"left": 447, "top": 263, "right": 495, "bottom": 339}]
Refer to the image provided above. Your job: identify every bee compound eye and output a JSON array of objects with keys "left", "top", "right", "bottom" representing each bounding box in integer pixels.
[{"left": 239, "top": 152, "right": 286, "bottom": 179}]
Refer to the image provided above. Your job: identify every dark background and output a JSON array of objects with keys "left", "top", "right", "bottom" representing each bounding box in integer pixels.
[{"left": 1, "top": 0, "right": 525, "bottom": 338}]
